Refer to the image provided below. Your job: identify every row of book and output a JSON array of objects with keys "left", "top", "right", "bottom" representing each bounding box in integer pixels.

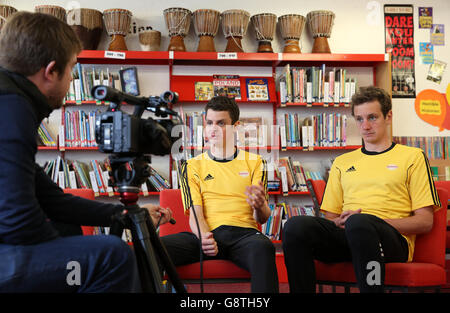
[
  {"left": 42, "top": 157, "right": 170, "bottom": 196},
  {"left": 182, "top": 110, "right": 350, "bottom": 149},
  {"left": 63, "top": 109, "right": 99, "bottom": 147},
  {"left": 38, "top": 122, "right": 57, "bottom": 147},
  {"left": 261, "top": 203, "right": 316, "bottom": 240},
  {"left": 182, "top": 111, "right": 205, "bottom": 147},
  {"left": 278, "top": 64, "right": 356, "bottom": 104},
  {"left": 276, "top": 156, "right": 324, "bottom": 193},
  {"left": 279, "top": 113, "right": 348, "bottom": 148},
  {"left": 393, "top": 136, "right": 449, "bottom": 160},
  {"left": 195, "top": 75, "right": 270, "bottom": 102},
  {"left": 65, "top": 63, "right": 123, "bottom": 102}
]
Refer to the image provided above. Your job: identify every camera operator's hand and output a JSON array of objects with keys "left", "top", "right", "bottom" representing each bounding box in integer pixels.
[{"left": 141, "top": 204, "right": 173, "bottom": 226}]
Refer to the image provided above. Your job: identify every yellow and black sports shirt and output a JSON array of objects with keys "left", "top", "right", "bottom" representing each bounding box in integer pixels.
[
  {"left": 321, "top": 143, "right": 441, "bottom": 262},
  {"left": 179, "top": 149, "right": 268, "bottom": 231}
]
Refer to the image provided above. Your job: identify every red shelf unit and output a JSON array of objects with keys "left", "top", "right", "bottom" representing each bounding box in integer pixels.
[
  {"left": 170, "top": 75, "right": 277, "bottom": 104},
  {"left": 63, "top": 147, "right": 99, "bottom": 151},
  {"left": 283, "top": 145, "right": 362, "bottom": 151},
  {"left": 76, "top": 51, "right": 388, "bottom": 67},
  {"left": 278, "top": 102, "right": 350, "bottom": 108},
  {"left": 38, "top": 146, "right": 58, "bottom": 151},
  {"left": 77, "top": 50, "right": 170, "bottom": 65}
]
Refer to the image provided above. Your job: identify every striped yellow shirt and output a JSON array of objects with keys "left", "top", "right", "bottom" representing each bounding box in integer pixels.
[
  {"left": 179, "top": 149, "right": 268, "bottom": 231},
  {"left": 321, "top": 143, "right": 441, "bottom": 261}
]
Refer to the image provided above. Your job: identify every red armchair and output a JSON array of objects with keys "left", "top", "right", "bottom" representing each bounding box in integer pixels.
[
  {"left": 63, "top": 188, "right": 96, "bottom": 236},
  {"left": 159, "top": 189, "right": 251, "bottom": 285},
  {"left": 306, "top": 179, "right": 448, "bottom": 292},
  {"left": 434, "top": 180, "right": 450, "bottom": 289}
]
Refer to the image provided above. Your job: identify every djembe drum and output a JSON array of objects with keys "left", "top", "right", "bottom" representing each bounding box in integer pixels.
[
  {"left": 221, "top": 9, "right": 250, "bottom": 53},
  {"left": 251, "top": 13, "right": 277, "bottom": 53},
  {"left": 67, "top": 8, "right": 103, "bottom": 50},
  {"left": 307, "top": 10, "right": 335, "bottom": 53},
  {"left": 278, "top": 14, "right": 306, "bottom": 53},
  {"left": 0, "top": 5, "right": 17, "bottom": 32},
  {"left": 139, "top": 29, "right": 161, "bottom": 51},
  {"left": 35, "top": 5, "right": 66, "bottom": 21},
  {"left": 103, "top": 8, "right": 132, "bottom": 51},
  {"left": 193, "top": 9, "right": 220, "bottom": 52},
  {"left": 163, "top": 7, "right": 191, "bottom": 52}
]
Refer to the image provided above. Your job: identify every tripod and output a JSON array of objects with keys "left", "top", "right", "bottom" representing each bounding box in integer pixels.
[{"left": 108, "top": 162, "right": 186, "bottom": 293}]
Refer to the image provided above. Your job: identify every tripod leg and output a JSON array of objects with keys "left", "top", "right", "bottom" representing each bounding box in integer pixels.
[
  {"left": 145, "top": 217, "right": 186, "bottom": 293},
  {"left": 128, "top": 209, "right": 166, "bottom": 293}
]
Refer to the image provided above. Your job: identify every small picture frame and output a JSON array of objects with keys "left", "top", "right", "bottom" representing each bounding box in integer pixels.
[{"left": 119, "top": 66, "right": 140, "bottom": 96}]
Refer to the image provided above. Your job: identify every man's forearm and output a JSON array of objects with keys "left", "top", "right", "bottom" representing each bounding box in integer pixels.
[
  {"left": 189, "top": 206, "right": 211, "bottom": 238},
  {"left": 253, "top": 200, "right": 271, "bottom": 224},
  {"left": 384, "top": 216, "right": 432, "bottom": 235}
]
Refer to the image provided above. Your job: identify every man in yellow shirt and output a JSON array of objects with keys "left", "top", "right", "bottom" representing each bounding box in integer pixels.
[
  {"left": 282, "top": 86, "right": 441, "bottom": 293},
  {"left": 161, "top": 96, "right": 279, "bottom": 293}
]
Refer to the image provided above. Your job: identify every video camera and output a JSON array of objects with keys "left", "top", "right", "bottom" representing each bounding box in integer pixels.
[
  {"left": 92, "top": 85, "right": 179, "bottom": 156},
  {"left": 91, "top": 85, "right": 181, "bottom": 190}
]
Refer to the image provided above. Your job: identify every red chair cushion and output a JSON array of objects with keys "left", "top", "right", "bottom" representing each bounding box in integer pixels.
[
  {"left": 175, "top": 260, "right": 251, "bottom": 280},
  {"left": 446, "top": 231, "right": 450, "bottom": 250},
  {"left": 413, "top": 188, "right": 447, "bottom": 267},
  {"left": 384, "top": 262, "right": 446, "bottom": 286},
  {"left": 315, "top": 261, "right": 446, "bottom": 287},
  {"left": 315, "top": 261, "right": 356, "bottom": 283}
]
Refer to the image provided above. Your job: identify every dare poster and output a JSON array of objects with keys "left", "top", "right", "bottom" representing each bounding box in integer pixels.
[{"left": 384, "top": 5, "right": 416, "bottom": 98}]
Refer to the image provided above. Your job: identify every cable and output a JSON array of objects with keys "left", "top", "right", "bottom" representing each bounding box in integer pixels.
[
  {"left": 175, "top": 114, "right": 204, "bottom": 293},
  {"left": 180, "top": 158, "right": 204, "bottom": 293}
]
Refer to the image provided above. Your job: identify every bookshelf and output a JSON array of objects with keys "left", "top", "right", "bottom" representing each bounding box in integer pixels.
[
  {"left": 37, "top": 51, "right": 391, "bottom": 234},
  {"left": 38, "top": 50, "right": 390, "bottom": 185}
]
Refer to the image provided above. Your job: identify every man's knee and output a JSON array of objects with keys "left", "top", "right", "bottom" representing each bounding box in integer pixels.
[
  {"left": 344, "top": 214, "right": 375, "bottom": 231},
  {"left": 249, "top": 236, "right": 276, "bottom": 257},
  {"left": 283, "top": 215, "right": 317, "bottom": 244},
  {"left": 98, "top": 236, "right": 136, "bottom": 267},
  {"left": 344, "top": 214, "right": 377, "bottom": 244}
]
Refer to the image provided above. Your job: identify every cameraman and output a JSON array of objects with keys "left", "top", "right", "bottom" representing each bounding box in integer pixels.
[{"left": 0, "top": 12, "right": 172, "bottom": 292}]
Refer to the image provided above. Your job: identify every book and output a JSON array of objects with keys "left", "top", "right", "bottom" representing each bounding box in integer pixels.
[
  {"left": 246, "top": 78, "right": 269, "bottom": 101},
  {"left": 213, "top": 75, "right": 241, "bottom": 100},
  {"left": 195, "top": 82, "right": 214, "bottom": 101}
]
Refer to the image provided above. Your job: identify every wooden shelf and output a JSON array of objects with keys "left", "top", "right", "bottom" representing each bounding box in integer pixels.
[
  {"left": 278, "top": 102, "right": 351, "bottom": 108},
  {"left": 281, "top": 145, "right": 362, "bottom": 151},
  {"left": 182, "top": 146, "right": 360, "bottom": 152},
  {"left": 77, "top": 50, "right": 170, "bottom": 65},
  {"left": 95, "top": 190, "right": 160, "bottom": 197},
  {"left": 268, "top": 191, "right": 310, "bottom": 196},
  {"left": 37, "top": 146, "right": 58, "bottom": 151},
  {"left": 64, "top": 100, "right": 109, "bottom": 106},
  {"left": 76, "top": 50, "right": 388, "bottom": 68},
  {"left": 62, "top": 147, "right": 99, "bottom": 151}
]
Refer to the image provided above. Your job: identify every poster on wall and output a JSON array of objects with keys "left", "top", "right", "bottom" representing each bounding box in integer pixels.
[
  {"left": 430, "top": 24, "right": 445, "bottom": 46},
  {"left": 384, "top": 4, "right": 416, "bottom": 98},
  {"left": 426, "top": 60, "right": 447, "bottom": 84},
  {"left": 418, "top": 7, "right": 432, "bottom": 29},
  {"left": 419, "top": 42, "right": 434, "bottom": 64}
]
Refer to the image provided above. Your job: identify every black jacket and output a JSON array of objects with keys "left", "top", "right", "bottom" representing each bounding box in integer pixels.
[{"left": 0, "top": 67, "right": 123, "bottom": 245}]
